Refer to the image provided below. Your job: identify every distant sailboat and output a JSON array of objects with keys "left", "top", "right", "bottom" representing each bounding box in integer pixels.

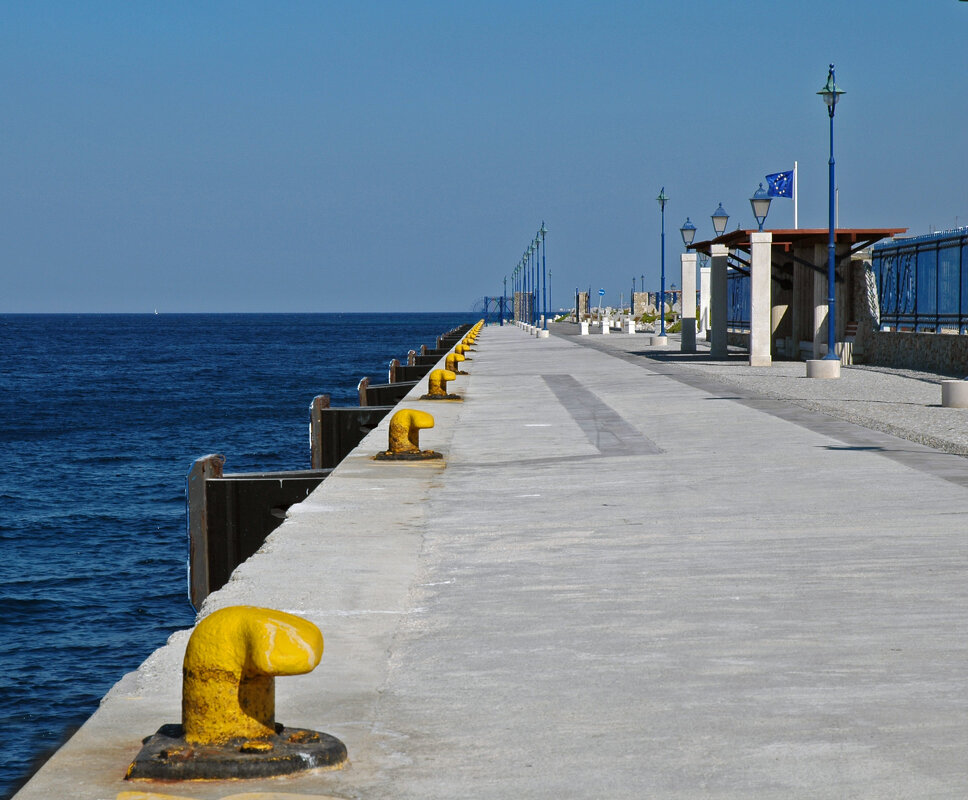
[{"left": 154, "top": 308, "right": 159, "bottom": 315}]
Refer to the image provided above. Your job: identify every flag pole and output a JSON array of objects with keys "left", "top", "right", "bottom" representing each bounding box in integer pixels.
[{"left": 793, "top": 161, "right": 798, "bottom": 229}]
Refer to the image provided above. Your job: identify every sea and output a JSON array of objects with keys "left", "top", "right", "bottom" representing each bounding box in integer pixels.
[{"left": 0, "top": 312, "right": 472, "bottom": 799}]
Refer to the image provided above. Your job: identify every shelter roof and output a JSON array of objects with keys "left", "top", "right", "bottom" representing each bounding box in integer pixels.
[{"left": 688, "top": 228, "right": 907, "bottom": 257}]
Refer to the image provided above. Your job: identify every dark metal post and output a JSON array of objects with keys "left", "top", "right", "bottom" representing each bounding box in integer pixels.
[
  {"left": 540, "top": 223, "right": 548, "bottom": 330},
  {"left": 658, "top": 187, "right": 668, "bottom": 336},
  {"left": 818, "top": 64, "right": 844, "bottom": 361}
]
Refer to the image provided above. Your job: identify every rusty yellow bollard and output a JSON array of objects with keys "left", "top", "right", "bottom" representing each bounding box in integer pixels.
[
  {"left": 182, "top": 606, "right": 322, "bottom": 744},
  {"left": 421, "top": 368, "right": 461, "bottom": 400},
  {"left": 375, "top": 408, "right": 441, "bottom": 460},
  {"left": 455, "top": 343, "right": 472, "bottom": 358},
  {"left": 126, "top": 606, "right": 346, "bottom": 780},
  {"left": 445, "top": 352, "right": 466, "bottom": 374}
]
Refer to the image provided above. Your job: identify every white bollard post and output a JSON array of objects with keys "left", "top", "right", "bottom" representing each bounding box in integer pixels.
[
  {"left": 601, "top": 319, "right": 610, "bottom": 335},
  {"left": 941, "top": 380, "right": 968, "bottom": 408}
]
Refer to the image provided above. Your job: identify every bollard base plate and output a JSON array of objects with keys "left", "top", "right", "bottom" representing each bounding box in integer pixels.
[
  {"left": 419, "top": 394, "right": 463, "bottom": 401},
  {"left": 374, "top": 450, "right": 443, "bottom": 460},
  {"left": 125, "top": 724, "right": 347, "bottom": 781}
]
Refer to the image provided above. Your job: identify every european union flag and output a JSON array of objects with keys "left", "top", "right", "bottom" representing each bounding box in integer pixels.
[{"left": 766, "top": 170, "right": 793, "bottom": 198}]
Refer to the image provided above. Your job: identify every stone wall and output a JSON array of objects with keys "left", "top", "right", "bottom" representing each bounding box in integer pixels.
[{"left": 851, "top": 260, "right": 968, "bottom": 375}]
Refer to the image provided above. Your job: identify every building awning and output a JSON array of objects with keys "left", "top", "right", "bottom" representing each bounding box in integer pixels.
[{"left": 688, "top": 228, "right": 907, "bottom": 258}]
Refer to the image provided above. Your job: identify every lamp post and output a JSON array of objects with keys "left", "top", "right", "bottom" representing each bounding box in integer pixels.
[
  {"left": 711, "top": 203, "right": 729, "bottom": 238},
  {"left": 529, "top": 243, "right": 536, "bottom": 325},
  {"left": 524, "top": 249, "right": 531, "bottom": 324},
  {"left": 680, "top": 218, "right": 697, "bottom": 314},
  {"left": 502, "top": 274, "right": 507, "bottom": 325},
  {"left": 656, "top": 187, "right": 669, "bottom": 336},
  {"left": 709, "top": 204, "right": 730, "bottom": 358},
  {"left": 819, "top": 63, "right": 845, "bottom": 362},
  {"left": 680, "top": 217, "right": 697, "bottom": 317},
  {"left": 532, "top": 239, "right": 539, "bottom": 325},
  {"left": 750, "top": 184, "right": 772, "bottom": 231},
  {"left": 680, "top": 217, "right": 697, "bottom": 249},
  {"left": 680, "top": 218, "right": 698, "bottom": 352},
  {"left": 539, "top": 222, "right": 548, "bottom": 329},
  {"left": 533, "top": 236, "right": 540, "bottom": 326}
]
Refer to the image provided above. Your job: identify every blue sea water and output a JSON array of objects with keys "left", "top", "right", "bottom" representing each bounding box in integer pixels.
[{"left": 0, "top": 312, "right": 471, "bottom": 799}]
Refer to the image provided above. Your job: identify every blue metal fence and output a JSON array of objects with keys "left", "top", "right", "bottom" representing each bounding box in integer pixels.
[
  {"left": 726, "top": 271, "right": 750, "bottom": 330},
  {"left": 872, "top": 228, "right": 968, "bottom": 332}
]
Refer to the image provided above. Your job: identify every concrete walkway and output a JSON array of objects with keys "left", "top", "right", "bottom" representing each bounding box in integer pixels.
[{"left": 18, "top": 323, "right": 968, "bottom": 799}]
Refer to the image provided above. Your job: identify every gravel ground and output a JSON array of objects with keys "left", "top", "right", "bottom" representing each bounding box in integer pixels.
[{"left": 549, "top": 322, "right": 968, "bottom": 457}]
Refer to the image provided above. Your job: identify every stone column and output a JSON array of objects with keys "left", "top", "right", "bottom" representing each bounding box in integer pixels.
[
  {"left": 749, "top": 231, "right": 772, "bottom": 367},
  {"left": 699, "top": 262, "right": 711, "bottom": 340},
  {"left": 710, "top": 244, "right": 729, "bottom": 358},
  {"left": 680, "top": 252, "right": 697, "bottom": 353},
  {"left": 813, "top": 243, "right": 827, "bottom": 359}
]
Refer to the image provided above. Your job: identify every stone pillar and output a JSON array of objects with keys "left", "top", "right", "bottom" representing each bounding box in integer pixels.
[
  {"left": 680, "top": 252, "right": 697, "bottom": 353},
  {"left": 632, "top": 291, "right": 649, "bottom": 317},
  {"left": 749, "top": 231, "right": 772, "bottom": 367},
  {"left": 710, "top": 244, "right": 729, "bottom": 358},
  {"left": 813, "top": 243, "right": 827, "bottom": 359},
  {"left": 699, "top": 262, "right": 711, "bottom": 340}
]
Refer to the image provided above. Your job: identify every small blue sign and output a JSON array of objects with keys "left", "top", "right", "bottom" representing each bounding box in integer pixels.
[{"left": 598, "top": 289, "right": 605, "bottom": 296}]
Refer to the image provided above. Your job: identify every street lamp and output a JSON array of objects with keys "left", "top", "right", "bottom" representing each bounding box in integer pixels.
[
  {"left": 533, "top": 236, "right": 541, "bottom": 326},
  {"left": 657, "top": 187, "right": 669, "bottom": 336},
  {"left": 818, "top": 63, "right": 845, "bottom": 362},
  {"left": 523, "top": 257, "right": 527, "bottom": 323},
  {"left": 539, "top": 222, "right": 548, "bottom": 329},
  {"left": 711, "top": 203, "right": 729, "bottom": 238},
  {"left": 750, "top": 183, "right": 772, "bottom": 231},
  {"left": 680, "top": 217, "right": 697, "bottom": 248}
]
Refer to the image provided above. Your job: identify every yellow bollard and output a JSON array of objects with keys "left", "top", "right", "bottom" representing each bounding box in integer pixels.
[
  {"left": 445, "top": 352, "right": 466, "bottom": 374},
  {"left": 182, "top": 606, "right": 323, "bottom": 744},
  {"left": 375, "top": 408, "right": 442, "bottom": 460},
  {"left": 421, "top": 369, "right": 461, "bottom": 400},
  {"left": 126, "top": 606, "right": 346, "bottom": 780},
  {"left": 455, "top": 344, "right": 472, "bottom": 358}
]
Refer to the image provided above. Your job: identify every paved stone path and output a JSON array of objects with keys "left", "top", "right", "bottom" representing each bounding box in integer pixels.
[{"left": 18, "top": 323, "right": 968, "bottom": 799}]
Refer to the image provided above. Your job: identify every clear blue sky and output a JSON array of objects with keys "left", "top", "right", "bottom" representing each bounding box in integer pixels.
[{"left": 2, "top": 1, "right": 966, "bottom": 312}]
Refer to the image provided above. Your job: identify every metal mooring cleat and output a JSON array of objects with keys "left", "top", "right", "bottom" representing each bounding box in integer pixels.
[
  {"left": 126, "top": 606, "right": 346, "bottom": 781},
  {"left": 421, "top": 369, "right": 461, "bottom": 401},
  {"left": 374, "top": 408, "right": 442, "bottom": 460},
  {"left": 444, "top": 352, "right": 467, "bottom": 374}
]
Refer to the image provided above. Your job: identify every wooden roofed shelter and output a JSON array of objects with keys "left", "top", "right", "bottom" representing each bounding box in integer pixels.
[{"left": 689, "top": 228, "right": 906, "bottom": 364}]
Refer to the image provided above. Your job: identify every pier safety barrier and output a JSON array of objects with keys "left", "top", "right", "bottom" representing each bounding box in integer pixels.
[
  {"left": 186, "top": 323, "right": 473, "bottom": 607},
  {"left": 357, "top": 376, "right": 419, "bottom": 406}
]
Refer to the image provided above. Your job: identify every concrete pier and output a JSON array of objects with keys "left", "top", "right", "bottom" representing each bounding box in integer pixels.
[{"left": 17, "top": 323, "right": 968, "bottom": 799}]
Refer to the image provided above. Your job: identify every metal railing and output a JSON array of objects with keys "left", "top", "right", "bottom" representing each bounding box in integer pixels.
[
  {"left": 726, "top": 271, "right": 751, "bottom": 331},
  {"left": 872, "top": 228, "right": 968, "bottom": 332}
]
